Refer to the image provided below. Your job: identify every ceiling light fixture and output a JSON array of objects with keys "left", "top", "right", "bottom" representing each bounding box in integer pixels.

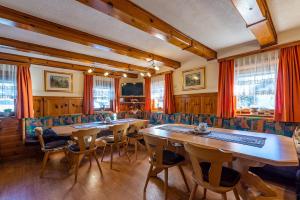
[
  {"left": 87, "top": 66, "right": 95, "bottom": 73},
  {"left": 104, "top": 72, "right": 109, "bottom": 76},
  {"left": 147, "top": 72, "right": 151, "bottom": 77},
  {"left": 123, "top": 73, "right": 127, "bottom": 78},
  {"left": 151, "top": 60, "right": 160, "bottom": 71},
  {"left": 140, "top": 72, "right": 145, "bottom": 77}
]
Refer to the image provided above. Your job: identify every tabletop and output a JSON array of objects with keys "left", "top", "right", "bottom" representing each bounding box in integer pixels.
[{"left": 139, "top": 124, "right": 299, "bottom": 167}]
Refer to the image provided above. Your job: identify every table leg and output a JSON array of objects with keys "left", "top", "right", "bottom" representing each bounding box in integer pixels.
[{"left": 233, "top": 158, "right": 277, "bottom": 200}]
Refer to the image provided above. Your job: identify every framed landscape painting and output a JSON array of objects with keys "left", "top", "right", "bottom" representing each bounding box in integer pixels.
[
  {"left": 44, "top": 71, "right": 73, "bottom": 92},
  {"left": 182, "top": 67, "right": 206, "bottom": 90}
]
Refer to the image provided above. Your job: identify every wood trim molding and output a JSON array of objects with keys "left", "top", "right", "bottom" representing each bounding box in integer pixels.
[
  {"left": 231, "top": 0, "right": 277, "bottom": 47},
  {"left": 0, "top": 5, "right": 180, "bottom": 69},
  {"left": 0, "top": 52, "right": 138, "bottom": 78},
  {"left": 0, "top": 37, "right": 154, "bottom": 74},
  {"left": 218, "top": 39, "right": 300, "bottom": 62},
  {"left": 76, "top": 0, "right": 217, "bottom": 60}
]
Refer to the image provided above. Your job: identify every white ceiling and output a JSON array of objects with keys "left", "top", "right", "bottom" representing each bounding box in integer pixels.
[{"left": 0, "top": 0, "right": 299, "bottom": 72}]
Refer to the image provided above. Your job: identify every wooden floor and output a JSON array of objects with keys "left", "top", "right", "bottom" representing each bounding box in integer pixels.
[{"left": 0, "top": 147, "right": 296, "bottom": 200}]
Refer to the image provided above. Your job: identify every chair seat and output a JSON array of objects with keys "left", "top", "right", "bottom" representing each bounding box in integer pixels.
[
  {"left": 200, "top": 162, "right": 241, "bottom": 187},
  {"left": 163, "top": 150, "right": 185, "bottom": 165},
  {"left": 127, "top": 133, "right": 139, "bottom": 138},
  {"left": 44, "top": 140, "right": 68, "bottom": 150},
  {"left": 99, "top": 136, "right": 121, "bottom": 144},
  {"left": 68, "top": 144, "right": 91, "bottom": 152}
]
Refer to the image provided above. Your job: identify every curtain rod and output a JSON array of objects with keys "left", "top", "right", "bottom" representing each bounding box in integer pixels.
[{"left": 218, "top": 40, "right": 300, "bottom": 62}]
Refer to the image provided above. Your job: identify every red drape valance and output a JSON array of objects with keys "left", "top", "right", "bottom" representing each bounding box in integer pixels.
[
  {"left": 83, "top": 74, "right": 94, "bottom": 115},
  {"left": 114, "top": 78, "right": 120, "bottom": 113},
  {"left": 163, "top": 72, "right": 175, "bottom": 114},
  {"left": 275, "top": 45, "right": 300, "bottom": 122},
  {"left": 16, "top": 64, "right": 34, "bottom": 119},
  {"left": 144, "top": 77, "right": 151, "bottom": 112},
  {"left": 217, "top": 59, "right": 235, "bottom": 118}
]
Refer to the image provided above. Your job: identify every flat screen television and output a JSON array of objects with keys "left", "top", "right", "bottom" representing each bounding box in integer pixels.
[{"left": 121, "top": 82, "right": 143, "bottom": 96}]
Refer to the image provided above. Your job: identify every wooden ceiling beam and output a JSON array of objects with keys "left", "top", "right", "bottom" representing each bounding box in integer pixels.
[
  {"left": 0, "top": 5, "right": 180, "bottom": 69},
  {"left": 0, "top": 51, "right": 138, "bottom": 78},
  {"left": 0, "top": 37, "right": 154, "bottom": 74},
  {"left": 231, "top": 0, "right": 277, "bottom": 47},
  {"left": 76, "top": 0, "right": 217, "bottom": 60}
]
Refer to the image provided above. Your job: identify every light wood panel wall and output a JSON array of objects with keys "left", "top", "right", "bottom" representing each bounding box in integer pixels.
[
  {"left": 174, "top": 93, "right": 218, "bottom": 115},
  {"left": 33, "top": 96, "right": 83, "bottom": 117}
]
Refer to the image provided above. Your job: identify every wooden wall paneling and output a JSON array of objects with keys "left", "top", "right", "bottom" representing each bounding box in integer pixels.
[{"left": 201, "top": 94, "right": 217, "bottom": 114}]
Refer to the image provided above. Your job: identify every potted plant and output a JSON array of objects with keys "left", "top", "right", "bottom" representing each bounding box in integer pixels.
[{"left": 3, "top": 108, "right": 12, "bottom": 117}]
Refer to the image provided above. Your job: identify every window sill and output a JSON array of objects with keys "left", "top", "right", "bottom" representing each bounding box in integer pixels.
[{"left": 236, "top": 113, "right": 274, "bottom": 119}]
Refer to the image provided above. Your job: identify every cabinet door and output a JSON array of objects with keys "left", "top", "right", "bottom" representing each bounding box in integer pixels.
[
  {"left": 189, "top": 96, "right": 202, "bottom": 115},
  {"left": 201, "top": 95, "right": 217, "bottom": 114},
  {"left": 44, "top": 98, "right": 69, "bottom": 116},
  {"left": 175, "top": 96, "right": 186, "bottom": 113},
  {"left": 69, "top": 99, "right": 83, "bottom": 114},
  {"left": 33, "top": 96, "right": 44, "bottom": 117}
]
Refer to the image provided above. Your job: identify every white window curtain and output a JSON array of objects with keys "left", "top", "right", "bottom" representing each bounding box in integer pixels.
[
  {"left": 234, "top": 50, "right": 279, "bottom": 110},
  {"left": 0, "top": 64, "right": 17, "bottom": 112},
  {"left": 93, "top": 76, "right": 115, "bottom": 110},
  {"left": 151, "top": 75, "right": 165, "bottom": 110}
]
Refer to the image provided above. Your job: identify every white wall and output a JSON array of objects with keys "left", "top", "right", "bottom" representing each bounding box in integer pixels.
[
  {"left": 172, "top": 56, "right": 219, "bottom": 95},
  {"left": 30, "top": 64, "right": 84, "bottom": 97}
]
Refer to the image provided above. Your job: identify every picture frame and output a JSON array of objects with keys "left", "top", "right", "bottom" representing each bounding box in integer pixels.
[
  {"left": 44, "top": 70, "right": 73, "bottom": 93},
  {"left": 182, "top": 67, "right": 206, "bottom": 90}
]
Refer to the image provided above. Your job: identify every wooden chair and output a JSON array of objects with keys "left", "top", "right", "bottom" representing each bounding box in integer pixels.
[
  {"left": 143, "top": 134, "right": 190, "bottom": 200},
  {"left": 127, "top": 120, "right": 149, "bottom": 160},
  {"left": 67, "top": 128, "right": 103, "bottom": 183},
  {"left": 99, "top": 123, "right": 130, "bottom": 169},
  {"left": 35, "top": 127, "right": 69, "bottom": 178},
  {"left": 184, "top": 143, "right": 241, "bottom": 200}
]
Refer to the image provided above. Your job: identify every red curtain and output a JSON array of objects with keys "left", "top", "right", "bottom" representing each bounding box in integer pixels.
[
  {"left": 144, "top": 77, "right": 151, "bottom": 112},
  {"left": 275, "top": 45, "right": 300, "bottom": 122},
  {"left": 83, "top": 74, "right": 94, "bottom": 115},
  {"left": 114, "top": 78, "right": 120, "bottom": 113},
  {"left": 163, "top": 72, "right": 175, "bottom": 114},
  {"left": 16, "top": 64, "right": 34, "bottom": 119},
  {"left": 217, "top": 59, "right": 235, "bottom": 118}
]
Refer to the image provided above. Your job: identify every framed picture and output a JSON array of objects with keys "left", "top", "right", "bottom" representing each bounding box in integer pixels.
[
  {"left": 182, "top": 67, "right": 206, "bottom": 90},
  {"left": 44, "top": 70, "right": 73, "bottom": 92}
]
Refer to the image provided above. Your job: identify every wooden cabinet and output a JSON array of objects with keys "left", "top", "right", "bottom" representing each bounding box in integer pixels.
[
  {"left": 174, "top": 93, "right": 217, "bottom": 115},
  {"left": 33, "top": 96, "right": 83, "bottom": 117}
]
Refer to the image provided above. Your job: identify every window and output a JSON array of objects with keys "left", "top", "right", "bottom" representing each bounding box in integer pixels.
[
  {"left": 234, "top": 50, "right": 279, "bottom": 112},
  {"left": 151, "top": 75, "right": 165, "bottom": 110},
  {"left": 93, "top": 76, "right": 115, "bottom": 110},
  {"left": 0, "top": 64, "right": 17, "bottom": 114}
]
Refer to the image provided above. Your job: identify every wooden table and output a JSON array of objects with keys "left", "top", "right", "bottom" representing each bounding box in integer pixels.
[
  {"left": 52, "top": 118, "right": 148, "bottom": 136},
  {"left": 139, "top": 124, "right": 299, "bottom": 200}
]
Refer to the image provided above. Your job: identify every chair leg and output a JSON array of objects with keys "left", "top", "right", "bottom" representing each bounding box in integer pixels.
[
  {"left": 117, "top": 144, "right": 121, "bottom": 157},
  {"left": 40, "top": 152, "right": 50, "bottom": 178},
  {"left": 101, "top": 145, "right": 107, "bottom": 162},
  {"left": 135, "top": 139, "right": 138, "bottom": 160},
  {"left": 144, "top": 164, "right": 153, "bottom": 192},
  {"left": 88, "top": 153, "right": 92, "bottom": 167},
  {"left": 222, "top": 193, "right": 227, "bottom": 200},
  {"left": 203, "top": 188, "right": 207, "bottom": 199},
  {"left": 164, "top": 168, "right": 168, "bottom": 200},
  {"left": 74, "top": 155, "right": 80, "bottom": 183},
  {"left": 189, "top": 183, "right": 198, "bottom": 200},
  {"left": 110, "top": 145, "right": 114, "bottom": 169},
  {"left": 178, "top": 165, "right": 190, "bottom": 192},
  {"left": 233, "top": 187, "right": 240, "bottom": 200},
  {"left": 125, "top": 142, "right": 131, "bottom": 163},
  {"left": 93, "top": 151, "right": 103, "bottom": 175}
]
